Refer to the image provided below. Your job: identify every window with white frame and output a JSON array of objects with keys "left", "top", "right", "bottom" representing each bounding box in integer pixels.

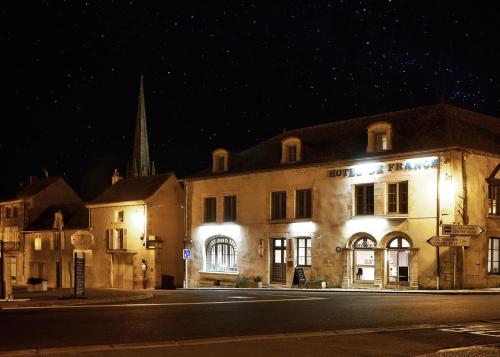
[
  {"left": 367, "top": 122, "right": 392, "bottom": 153},
  {"left": 488, "top": 237, "right": 499, "bottom": 274},
  {"left": 115, "top": 210, "right": 124, "bottom": 222},
  {"left": 206, "top": 236, "right": 237, "bottom": 272},
  {"left": 387, "top": 181, "right": 408, "bottom": 214},
  {"left": 352, "top": 236, "right": 376, "bottom": 282},
  {"left": 297, "top": 237, "right": 311, "bottom": 266}
]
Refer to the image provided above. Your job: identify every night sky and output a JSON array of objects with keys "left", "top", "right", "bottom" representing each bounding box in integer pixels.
[{"left": 2, "top": 1, "right": 500, "bottom": 199}]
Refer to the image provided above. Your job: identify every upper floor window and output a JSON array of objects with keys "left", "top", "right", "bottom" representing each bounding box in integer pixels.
[
  {"left": 295, "top": 189, "right": 312, "bottom": 219},
  {"left": 107, "top": 228, "right": 126, "bottom": 250},
  {"left": 367, "top": 122, "right": 392, "bottom": 153},
  {"left": 355, "top": 183, "right": 374, "bottom": 216},
  {"left": 281, "top": 137, "right": 302, "bottom": 164},
  {"left": 34, "top": 234, "right": 42, "bottom": 251},
  {"left": 12, "top": 206, "right": 18, "bottom": 218},
  {"left": 212, "top": 148, "right": 229, "bottom": 173},
  {"left": 5, "top": 207, "right": 12, "bottom": 219},
  {"left": 204, "top": 197, "right": 217, "bottom": 223},
  {"left": 115, "top": 210, "right": 124, "bottom": 222},
  {"left": 488, "top": 237, "right": 499, "bottom": 274},
  {"left": 387, "top": 181, "right": 408, "bottom": 214},
  {"left": 271, "top": 191, "right": 287, "bottom": 220},
  {"left": 223, "top": 195, "right": 237, "bottom": 222}
]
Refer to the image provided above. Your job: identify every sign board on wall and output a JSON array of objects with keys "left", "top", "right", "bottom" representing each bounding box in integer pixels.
[
  {"left": 442, "top": 224, "right": 485, "bottom": 236},
  {"left": 328, "top": 157, "right": 439, "bottom": 178},
  {"left": 426, "top": 236, "right": 470, "bottom": 247}
]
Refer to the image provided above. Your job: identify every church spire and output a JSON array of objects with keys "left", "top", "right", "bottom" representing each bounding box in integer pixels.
[{"left": 132, "top": 75, "right": 151, "bottom": 177}]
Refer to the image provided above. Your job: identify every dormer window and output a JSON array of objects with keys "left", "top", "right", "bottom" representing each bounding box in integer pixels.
[
  {"left": 212, "top": 148, "right": 229, "bottom": 173},
  {"left": 367, "top": 122, "right": 392, "bottom": 153},
  {"left": 281, "top": 137, "right": 302, "bottom": 164}
]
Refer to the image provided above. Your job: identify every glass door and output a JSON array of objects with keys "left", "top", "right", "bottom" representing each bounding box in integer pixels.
[
  {"left": 271, "top": 238, "right": 287, "bottom": 282},
  {"left": 387, "top": 250, "right": 409, "bottom": 286}
]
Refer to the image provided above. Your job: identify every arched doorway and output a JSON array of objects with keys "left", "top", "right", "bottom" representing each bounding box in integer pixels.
[
  {"left": 386, "top": 236, "right": 412, "bottom": 286},
  {"left": 352, "top": 236, "right": 376, "bottom": 283}
]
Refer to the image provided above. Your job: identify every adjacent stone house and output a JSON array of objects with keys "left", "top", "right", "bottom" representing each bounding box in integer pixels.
[
  {"left": 0, "top": 176, "right": 83, "bottom": 286},
  {"left": 184, "top": 104, "right": 500, "bottom": 290},
  {"left": 86, "top": 172, "right": 184, "bottom": 289},
  {"left": 23, "top": 205, "right": 89, "bottom": 288}
]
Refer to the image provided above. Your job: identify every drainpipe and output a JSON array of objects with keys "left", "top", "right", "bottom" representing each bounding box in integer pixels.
[
  {"left": 461, "top": 152, "right": 468, "bottom": 289},
  {"left": 436, "top": 155, "right": 441, "bottom": 290},
  {"left": 183, "top": 182, "right": 189, "bottom": 288}
]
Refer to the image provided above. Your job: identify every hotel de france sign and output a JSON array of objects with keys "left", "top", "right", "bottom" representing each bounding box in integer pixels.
[{"left": 328, "top": 157, "right": 439, "bottom": 178}]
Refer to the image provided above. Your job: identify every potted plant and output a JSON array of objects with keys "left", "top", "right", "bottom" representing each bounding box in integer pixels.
[
  {"left": 27, "top": 277, "right": 48, "bottom": 292},
  {"left": 254, "top": 276, "right": 263, "bottom": 288}
]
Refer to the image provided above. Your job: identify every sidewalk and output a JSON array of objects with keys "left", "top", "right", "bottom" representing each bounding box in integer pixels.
[{"left": 0, "top": 286, "right": 153, "bottom": 308}]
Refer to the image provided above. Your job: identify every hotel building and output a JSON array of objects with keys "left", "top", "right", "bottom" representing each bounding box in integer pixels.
[{"left": 184, "top": 104, "right": 500, "bottom": 290}]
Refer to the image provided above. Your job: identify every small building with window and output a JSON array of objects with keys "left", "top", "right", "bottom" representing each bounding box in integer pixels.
[
  {"left": 86, "top": 172, "right": 184, "bottom": 289},
  {"left": 0, "top": 176, "right": 84, "bottom": 287},
  {"left": 184, "top": 104, "right": 500, "bottom": 290}
]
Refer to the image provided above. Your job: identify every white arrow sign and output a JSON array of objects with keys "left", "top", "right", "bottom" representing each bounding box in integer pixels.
[
  {"left": 427, "top": 236, "right": 470, "bottom": 247},
  {"left": 441, "top": 224, "right": 485, "bottom": 236}
]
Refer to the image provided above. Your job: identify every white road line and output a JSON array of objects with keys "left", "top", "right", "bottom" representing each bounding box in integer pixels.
[
  {"left": 2, "top": 296, "right": 325, "bottom": 310},
  {"left": 0, "top": 323, "right": 451, "bottom": 356}
]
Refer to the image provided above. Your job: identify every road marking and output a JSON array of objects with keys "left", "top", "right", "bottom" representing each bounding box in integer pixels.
[
  {"left": 0, "top": 323, "right": 450, "bottom": 356},
  {"left": 440, "top": 322, "right": 500, "bottom": 338},
  {"left": 228, "top": 296, "right": 254, "bottom": 299},
  {"left": 1, "top": 296, "right": 325, "bottom": 311}
]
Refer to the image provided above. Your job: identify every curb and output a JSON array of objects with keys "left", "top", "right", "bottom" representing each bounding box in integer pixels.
[
  {"left": 0, "top": 293, "right": 154, "bottom": 309},
  {"left": 180, "top": 287, "right": 500, "bottom": 295}
]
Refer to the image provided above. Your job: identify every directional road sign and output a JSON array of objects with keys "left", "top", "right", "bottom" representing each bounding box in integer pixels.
[
  {"left": 183, "top": 248, "right": 191, "bottom": 260},
  {"left": 442, "top": 224, "right": 485, "bottom": 236},
  {"left": 427, "top": 236, "right": 470, "bottom": 247}
]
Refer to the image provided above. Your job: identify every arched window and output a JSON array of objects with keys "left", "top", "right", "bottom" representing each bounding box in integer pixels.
[
  {"left": 206, "top": 236, "right": 237, "bottom": 272},
  {"left": 352, "top": 236, "right": 376, "bottom": 282},
  {"left": 388, "top": 236, "right": 411, "bottom": 248},
  {"left": 387, "top": 236, "right": 411, "bottom": 285}
]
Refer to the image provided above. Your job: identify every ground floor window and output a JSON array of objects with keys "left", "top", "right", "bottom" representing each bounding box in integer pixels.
[
  {"left": 297, "top": 237, "right": 311, "bottom": 266},
  {"left": 352, "top": 236, "right": 376, "bottom": 282},
  {"left": 488, "top": 237, "right": 499, "bottom": 274},
  {"left": 8, "top": 257, "right": 16, "bottom": 284},
  {"left": 206, "top": 236, "right": 237, "bottom": 272}
]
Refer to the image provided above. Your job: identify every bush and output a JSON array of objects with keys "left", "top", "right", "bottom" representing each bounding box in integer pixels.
[
  {"left": 27, "top": 277, "right": 47, "bottom": 285},
  {"left": 235, "top": 275, "right": 249, "bottom": 288}
]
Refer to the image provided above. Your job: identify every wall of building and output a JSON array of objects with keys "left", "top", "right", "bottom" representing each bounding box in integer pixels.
[{"left": 188, "top": 153, "right": 446, "bottom": 288}]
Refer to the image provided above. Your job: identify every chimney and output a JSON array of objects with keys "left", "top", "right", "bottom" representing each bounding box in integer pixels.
[{"left": 112, "top": 169, "right": 123, "bottom": 185}]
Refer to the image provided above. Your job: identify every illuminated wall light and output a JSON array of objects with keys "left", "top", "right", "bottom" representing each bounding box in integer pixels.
[
  {"left": 289, "top": 221, "right": 317, "bottom": 234},
  {"left": 197, "top": 223, "right": 243, "bottom": 241},
  {"left": 132, "top": 209, "right": 145, "bottom": 230},
  {"left": 345, "top": 217, "right": 389, "bottom": 242}
]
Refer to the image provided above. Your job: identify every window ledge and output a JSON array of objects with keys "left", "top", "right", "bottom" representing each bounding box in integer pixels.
[
  {"left": 487, "top": 214, "right": 500, "bottom": 219},
  {"left": 385, "top": 214, "right": 409, "bottom": 219},
  {"left": 268, "top": 219, "right": 288, "bottom": 224}
]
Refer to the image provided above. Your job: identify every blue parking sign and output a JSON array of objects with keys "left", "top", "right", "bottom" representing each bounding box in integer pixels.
[{"left": 183, "top": 248, "right": 191, "bottom": 260}]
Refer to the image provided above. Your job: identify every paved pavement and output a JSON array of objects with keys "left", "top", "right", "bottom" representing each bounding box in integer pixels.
[{"left": 0, "top": 286, "right": 153, "bottom": 308}]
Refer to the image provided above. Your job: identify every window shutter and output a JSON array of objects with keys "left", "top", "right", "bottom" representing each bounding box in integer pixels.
[
  {"left": 106, "top": 229, "right": 111, "bottom": 250},
  {"left": 123, "top": 229, "right": 127, "bottom": 250}
]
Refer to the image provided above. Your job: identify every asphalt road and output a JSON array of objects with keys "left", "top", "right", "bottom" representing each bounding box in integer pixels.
[{"left": 1, "top": 290, "right": 499, "bottom": 356}]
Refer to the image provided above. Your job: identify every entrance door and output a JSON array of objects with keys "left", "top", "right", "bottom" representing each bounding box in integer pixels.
[
  {"left": 271, "top": 238, "right": 286, "bottom": 282},
  {"left": 55, "top": 262, "right": 61, "bottom": 288},
  {"left": 387, "top": 250, "right": 410, "bottom": 286}
]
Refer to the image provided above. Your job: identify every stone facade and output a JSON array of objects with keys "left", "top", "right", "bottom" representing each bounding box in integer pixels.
[
  {"left": 86, "top": 174, "right": 185, "bottom": 289},
  {"left": 185, "top": 105, "right": 500, "bottom": 290}
]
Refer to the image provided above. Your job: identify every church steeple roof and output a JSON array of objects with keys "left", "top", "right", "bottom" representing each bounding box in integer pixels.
[{"left": 131, "top": 76, "right": 152, "bottom": 177}]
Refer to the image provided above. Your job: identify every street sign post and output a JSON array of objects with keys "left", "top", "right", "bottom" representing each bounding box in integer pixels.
[
  {"left": 427, "top": 236, "right": 470, "bottom": 247},
  {"left": 183, "top": 248, "right": 191, "bottom": 260},
  {"left": 441, "top": 224, "right": 485, "bottom": 236}
]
